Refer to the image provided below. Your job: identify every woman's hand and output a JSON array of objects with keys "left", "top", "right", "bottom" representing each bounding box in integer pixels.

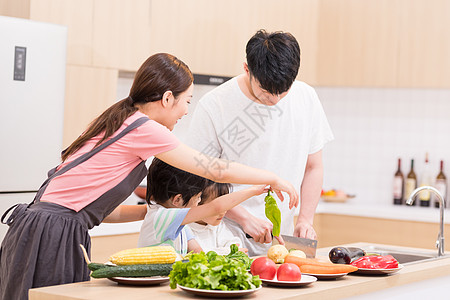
[{"left": 270, "top": 177, "right": 299, "bottom": 209}]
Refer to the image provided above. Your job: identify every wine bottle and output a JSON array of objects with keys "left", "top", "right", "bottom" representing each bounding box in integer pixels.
[
  {"left": 434, "top": 160, "right": 447, "bottom": 208},
  {"left": 404, "top": 159, "right": 417, "bottom": 205},
  {"left": 419, "top": 153, "right": 432, "bottom": 207},
  {"left": 393, "top": 158, "right": 404, "bottom": 205}
]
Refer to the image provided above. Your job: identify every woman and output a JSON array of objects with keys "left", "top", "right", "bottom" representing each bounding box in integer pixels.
[{"left": 0, "top": 53, "right": 298, "bottom": 300}]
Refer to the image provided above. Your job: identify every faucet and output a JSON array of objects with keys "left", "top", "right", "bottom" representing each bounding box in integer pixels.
[{"left": 406, "top": 186, "right": 446, "bottom": 257}]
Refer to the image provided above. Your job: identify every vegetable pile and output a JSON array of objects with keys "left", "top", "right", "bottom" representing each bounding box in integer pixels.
[{"left": 169, "top": 249, "right": 261, "bottom": 290}]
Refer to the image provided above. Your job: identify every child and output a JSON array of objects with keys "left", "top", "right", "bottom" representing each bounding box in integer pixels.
[
  {"left": 188, "top": 182, "right": 248, "bottom": 255},
  {"left": 137, "top": 158, "right": 269, "bottom": 255}
]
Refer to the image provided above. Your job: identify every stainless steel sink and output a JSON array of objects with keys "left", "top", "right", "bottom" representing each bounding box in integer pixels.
[{"left": 364, "top": 246, "right": 449, "bottom": 265}]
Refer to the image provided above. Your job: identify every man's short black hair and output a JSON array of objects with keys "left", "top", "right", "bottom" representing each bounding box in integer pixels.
[
  {"left": 246, "top": 29, "right": 300, "bottom": 95},
  {"left": 146, "top": 158, "right": 209, "bottom": 206}
]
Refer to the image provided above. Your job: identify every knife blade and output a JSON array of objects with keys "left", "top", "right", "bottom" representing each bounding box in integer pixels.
[{"left": 273, "top": 234, "right": 318, "bottom": 258}]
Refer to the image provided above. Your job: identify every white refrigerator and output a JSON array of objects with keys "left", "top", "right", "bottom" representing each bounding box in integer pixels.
[{"left": 0, "top": 16, "right": 67, "bottom": 242}]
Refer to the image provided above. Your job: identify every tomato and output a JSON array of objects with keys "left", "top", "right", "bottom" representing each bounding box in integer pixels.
[
  {"left": 276, "top": 263, "right": 302, "bottom": 281},
  {"left": 250, "top": 257, "right": 277, "bottom": 280}
]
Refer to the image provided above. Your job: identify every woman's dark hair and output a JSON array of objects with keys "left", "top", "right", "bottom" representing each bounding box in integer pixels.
[
  {"left": 61, "top": 53, "right": 193, "bottom": 161},
  {"left": 246, "top": 29, "right": 300, "bottom": 95},
  {"left": 199, "top": 182, "right": 232, "bottom": 205},
  {"left": 146, "top": 158, "right": 209, "bottom": 206}
]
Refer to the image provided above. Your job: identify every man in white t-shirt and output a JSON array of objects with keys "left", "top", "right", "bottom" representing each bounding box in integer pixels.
[{"left": 187, "top": 30, "right": 334, "bottom": 256}]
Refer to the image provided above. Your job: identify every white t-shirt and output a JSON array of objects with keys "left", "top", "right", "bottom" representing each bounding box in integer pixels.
[
  {"left": 138, "top": 203, "right": 195, "bottom": 254},
  {"left": 187, "top": 77, "right": 334, "bottom": 255},
  {"left": 187, "top": 222, "right": 243, "bottom": 255}
]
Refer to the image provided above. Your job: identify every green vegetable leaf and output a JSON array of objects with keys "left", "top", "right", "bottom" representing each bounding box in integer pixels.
[{"left": 169, "top": 249, "right": 260, "bottom": 291}]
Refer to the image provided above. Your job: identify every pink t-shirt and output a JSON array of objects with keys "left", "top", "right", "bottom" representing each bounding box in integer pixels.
[{"left": 41, "top": 111, "right": 180, "bottom": 212}]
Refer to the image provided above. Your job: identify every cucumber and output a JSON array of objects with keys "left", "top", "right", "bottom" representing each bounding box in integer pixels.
[
  {"left": 90, "top": 263, "right": 173, "bottom": 278},
  {"left": 88, "top": 263, "right": 115, "bottom": 272}
]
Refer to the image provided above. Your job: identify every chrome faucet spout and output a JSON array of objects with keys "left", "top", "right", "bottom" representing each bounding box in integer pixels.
[{"left": 407, "top": 186, "right": 446, "bottom": 256}]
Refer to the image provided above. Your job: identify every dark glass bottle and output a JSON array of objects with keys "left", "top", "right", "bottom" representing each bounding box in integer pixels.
[
  {"left": 393, "top": 158, "right": 404, "bottom": 205},
  {"left": 404, "top": 159, "right": 417, "bottom": 205},
  {"left": 434, "top": 160, "right": 447, "bottom": 208}
]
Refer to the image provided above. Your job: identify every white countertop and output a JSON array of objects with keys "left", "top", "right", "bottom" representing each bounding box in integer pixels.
[
  {"left": 89, "top": 198, "right": 449, "bottom": 237},
  {"left": 316, "top": 199, "right": 449, "bottom": 224}
]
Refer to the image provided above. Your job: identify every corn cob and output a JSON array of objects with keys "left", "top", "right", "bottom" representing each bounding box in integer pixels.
[{"left": 109, "top": 246, "right": 177, "bottom": 265}]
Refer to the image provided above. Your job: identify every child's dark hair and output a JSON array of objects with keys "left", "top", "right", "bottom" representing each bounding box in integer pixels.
[
  {"left": 199, "top": 182, "right": 232, "bottom": 205},
  {"left": 146, "top": 158, "right": 209, "bottom": 206},
  {"left": 246, "top": 29, "right": 300, "bottom": 95}
]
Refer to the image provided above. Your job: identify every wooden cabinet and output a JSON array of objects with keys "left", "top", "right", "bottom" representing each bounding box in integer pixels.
[
  {"left": 149, "top": 0, "right": 319, "bottom": 83},
  {"left": 29, "top": 0, "right": 94, "bottom": 66},
  {"left": 396, "top": 0, "right": 450, "bottom": 88},
  {"left": 317, "top": 0, "right": 450, "bottom": 88},
  {"left": 314, "top": 213, "right": 450, "bottom": 251},
  {"left": 316, "top": 0, "right": 400, "bottom": 87},
  {"left": 63, "top": 66, "right": 118, "bottom": 147},
  {"left": 92, "top": 0, "right": 152, "bottom": 70}
]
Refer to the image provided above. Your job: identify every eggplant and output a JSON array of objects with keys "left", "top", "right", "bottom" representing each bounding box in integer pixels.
[{"left": 329, "top": 247, "right": 366, "bottom": 264}]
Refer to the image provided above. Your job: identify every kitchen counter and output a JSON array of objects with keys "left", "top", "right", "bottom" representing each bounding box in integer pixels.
[
  {"left": 316, "top": 200, "right": 449, "bottom": 224},
  {"left": 29, "top": 243, "right": 450, "bottom": 300}
]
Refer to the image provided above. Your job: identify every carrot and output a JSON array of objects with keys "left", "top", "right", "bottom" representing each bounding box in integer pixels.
[
  {"left": 285, "top": 255, "right": 358, "bottom": 274},
  {"left": 285, "top": 255, "right": 336, "bottom": 267},
  {"left": 299, "top": 264, "right": 357, "bottom": 274}
]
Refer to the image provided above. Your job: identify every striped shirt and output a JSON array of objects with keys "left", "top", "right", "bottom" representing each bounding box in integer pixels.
[{"left": 137, "top": 203, "right": 194, "bottom": 254}]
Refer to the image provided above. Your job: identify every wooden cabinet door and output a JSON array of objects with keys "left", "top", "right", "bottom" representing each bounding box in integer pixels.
[
  {"left": 149, "top": 0, "right": 319, "bottom": 82},
  {"left": 92, "top": 0, "right": 152, "bottom": 70},
  {"left": 316, "top": 0, "right": 400, "bottom": 87},
  {"left": 397, "top": 0, "right": 450, "bottom": 88}
]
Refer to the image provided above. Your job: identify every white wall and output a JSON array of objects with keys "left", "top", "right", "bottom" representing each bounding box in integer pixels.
[{"left": 318, "top": 87, "right": 450, "bottom": 206}]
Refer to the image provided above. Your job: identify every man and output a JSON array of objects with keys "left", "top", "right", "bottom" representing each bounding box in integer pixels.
[{"left": 187, "top": 30, "right": 334, "bottom": 256}]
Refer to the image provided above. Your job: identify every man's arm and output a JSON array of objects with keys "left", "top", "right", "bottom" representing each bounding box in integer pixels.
[{"left": 294, "top": 150, "right": 323, "bottom": 239}]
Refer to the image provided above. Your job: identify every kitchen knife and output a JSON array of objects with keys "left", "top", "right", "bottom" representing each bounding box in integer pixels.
[
  {"left": 245, "top": 233, "right": 318, "bottom": 258},
  {"left": 273, "top": 235, "right": 318, "bottom": 258}
]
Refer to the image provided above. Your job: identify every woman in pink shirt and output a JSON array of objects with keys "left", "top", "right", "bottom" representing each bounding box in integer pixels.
[{"left": 0, "top": 53, "right": 298, "bottom": 300}]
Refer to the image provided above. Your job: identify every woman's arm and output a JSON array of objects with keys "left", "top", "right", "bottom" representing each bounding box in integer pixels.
[
  {"left": 102, "top": 205, "right": 147, "bottom": 223},
  {"left": 156, "top": 143, "right": 298, "bottom": 209},
  {"left": 181, "top": 185, "right": 268, "bottom": 225}
]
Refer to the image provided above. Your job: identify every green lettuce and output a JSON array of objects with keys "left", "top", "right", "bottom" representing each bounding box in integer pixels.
[{"left": 169, "top": 246, "right": 261, "bottom": 290}]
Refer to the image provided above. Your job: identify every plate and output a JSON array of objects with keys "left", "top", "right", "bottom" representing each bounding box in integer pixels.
[
  {"left": 261, "top": 274, "right": 317, "bottom": 287},
  {"left": 302, "top": 272, "right": 348, "bottom": 280},
  {"left": 321, "top": 195, "right": 348, "bottom": 203},
  {"left": 353, "top": 264, "right": 404, "bottom": 275},
  {"left": 107, "top": 276, "right": 170, "bottom": 286},
  {"left": 177, "top": 285, "right": 261, "bottom": 298}
]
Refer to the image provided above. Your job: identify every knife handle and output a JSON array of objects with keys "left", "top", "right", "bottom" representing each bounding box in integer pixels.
[{"left": 245, "top": 233, "right": 273, "bottom": 239}]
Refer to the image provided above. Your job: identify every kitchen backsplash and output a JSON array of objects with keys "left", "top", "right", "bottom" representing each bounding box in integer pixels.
[
  {"left": 118, "top": 77, "right": 450, "bottom": 206},
  {"left": 317, "top": 87, "right": 450, "bottom": 205}
]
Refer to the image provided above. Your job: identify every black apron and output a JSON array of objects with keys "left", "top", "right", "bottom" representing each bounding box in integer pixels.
[{"left": 0, "top": 117, "right": 149, "bottom": 300}]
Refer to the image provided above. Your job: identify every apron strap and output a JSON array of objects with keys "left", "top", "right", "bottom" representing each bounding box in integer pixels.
[{"left": 32, "top": 117, "right": 149, "bottom": 204}]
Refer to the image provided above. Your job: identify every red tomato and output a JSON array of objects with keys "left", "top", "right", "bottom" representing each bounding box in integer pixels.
[
  {"left": 250, "top": 257, "right": 277, "bottom": 280},
  {"left": 277, "top": 263, "right": 302, "bottom": 281}
]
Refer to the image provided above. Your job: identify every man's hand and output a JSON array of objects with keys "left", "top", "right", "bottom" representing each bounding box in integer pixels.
[
  {"left": 293, "top": 218, "right": 317, "bottom": 240},
  {"left": 243, "top": 215, "right": 274, "bottom": 244}
]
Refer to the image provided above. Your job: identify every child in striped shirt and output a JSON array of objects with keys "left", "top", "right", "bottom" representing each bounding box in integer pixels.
[
  {"left": 188, "top": 182, "right": 248, "bottom": 255},
  {"left": 138, "top": 158, "right": 268, "bottom": 254}
]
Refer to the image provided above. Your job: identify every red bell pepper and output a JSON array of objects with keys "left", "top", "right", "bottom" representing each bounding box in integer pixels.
[{"left": 351, "top": 255, "right": 399, "bottom": 269}]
